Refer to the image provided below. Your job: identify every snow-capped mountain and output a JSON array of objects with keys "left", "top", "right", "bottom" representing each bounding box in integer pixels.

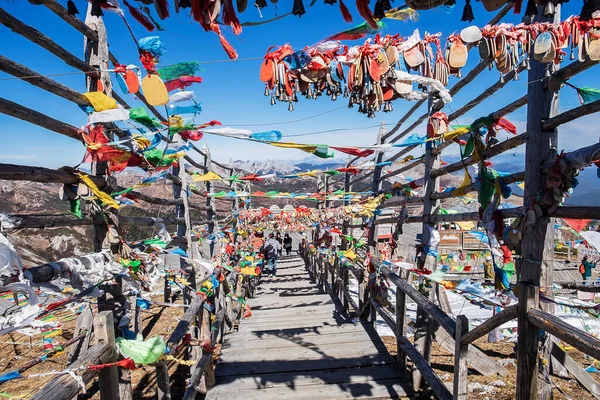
[{"left": 232, "top": 157, "right": 345, "bottom": 175}]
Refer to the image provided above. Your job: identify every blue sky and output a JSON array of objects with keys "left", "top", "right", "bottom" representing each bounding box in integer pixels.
[{"left": 0, "top": 1, "right": 595, "bottom": 169}]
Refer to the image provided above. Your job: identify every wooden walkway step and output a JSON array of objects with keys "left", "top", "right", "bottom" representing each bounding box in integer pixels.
[{"left": 207, "top": 257, "right": 411, "bottom": 399}]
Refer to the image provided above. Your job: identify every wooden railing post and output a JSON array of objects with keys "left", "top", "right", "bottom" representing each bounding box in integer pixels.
[
  {"left": 94, "top": 310, "right": 120, "bottom": 400},
  {"left": 396, "top": 279, "right": 407, "bottom": 377},
  {"left": 453, "top": 315, "right": 469, "bottom": 400},
  {"left": 342, "top": 262, "right": 349, "bottom": 313},
  {"left": 155, "top": 361, "right": 171, "bottom": 400}
]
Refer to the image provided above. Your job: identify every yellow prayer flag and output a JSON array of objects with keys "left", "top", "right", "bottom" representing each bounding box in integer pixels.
[
  {"left": 82, "top": 91, "right": 118, "bottom": 112},
  {"left": 193, "top": 171, "right": 222, "bottom": 182},
  {"left": 77, "top": 173, "right": 120, "bottom": 209}
]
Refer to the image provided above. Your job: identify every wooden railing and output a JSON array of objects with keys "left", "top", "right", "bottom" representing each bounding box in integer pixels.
[{"left": 302, "top": 246, "right": 600, "bottom": 400}]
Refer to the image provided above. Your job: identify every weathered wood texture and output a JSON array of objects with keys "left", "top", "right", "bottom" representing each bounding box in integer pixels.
[
  {"left": 0, "top": 97, "right": 81, "bottom": 140},
  {"left": 208, "top": 257, "right": 408, "bottom": 399},
  {"left": 461, "top": 304, "right": 517, "bottom": 344}
]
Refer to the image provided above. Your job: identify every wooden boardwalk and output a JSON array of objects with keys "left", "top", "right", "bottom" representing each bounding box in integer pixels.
[{"left": 207, "top": 256, "right": 410, "bottom": 399}]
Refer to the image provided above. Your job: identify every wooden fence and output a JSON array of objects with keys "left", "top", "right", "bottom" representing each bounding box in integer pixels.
[{"left": 302, "top": 244, "right": 600, "bottom": 400}]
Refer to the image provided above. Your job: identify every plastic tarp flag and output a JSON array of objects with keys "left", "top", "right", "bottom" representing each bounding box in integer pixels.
[
  {"left": 89, "top": 108, "right": 130, "bottom": 124},
  {"left": 129, "top": 107, "right": 162, "bottom": 129},
  {"left": 169, "top": 104, "right": 202, "bottom": 115},
  {"left": 270, "top": 142, "right": 318, "bottom": 153},
  {"left": 250, "top": 130, "right": 282, "bottom": 142},
  {"left": 563, "top": 218, "right": 591, "bottom": 233},
  {"left": 468, "top": 230, "right": 489, "bottom": 244},
  {"left": 157, "top": 62, "right": 201, "bottom": 81},
  {"left": 168, "top": 91, "right": 195, "bottom": 104},
  {"left": 456, "top": 221, "right": 476, "bottom": 230},
  {"left": 343, "top": 248, "right": 357, "bottom": 260},
  {"left": 393, "top": 133, "right": 426, "bottom": 147},
  {"left": 451, "top": 168, "right": 473, "bottom": 196},
  {"left": 193, "top": 171, "right": 222, "bottom": 182},
  {"left": 0, "top": 371, "right": 22, "bottom": 383},
  {"left": 116, "top": 335, "right": 165, "bottom": 365},
  {"left": 581, "top": 231, "right": 600, "bottom": 253},
  {"left": 138, "top": 36, "right": 166, "bottom": 57},
  {"left": 576, "top": 86, "right": 600, "bottom": 105},
  {"left": 83, "top": 91, "right": 118, "bottom": 112},
  {"left": 313, "top": 145, "right": 334, "bottom": 159},
  {"left": 330, "top": 146, "right": 374, "bottom": 158},
  {"left": 78, "top": 173, "right": 120, "bottom": 209},
  {"left": 441, "top": 126, "right": 470, "bottom": 142}
]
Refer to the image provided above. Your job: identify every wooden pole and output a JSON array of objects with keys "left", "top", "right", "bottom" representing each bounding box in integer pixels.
[
  {"left": 367, "top": 122, "right": 386, "bottom": 248},
  {"left": 516, "top": 4, "right": 561, "bottom": 399},
  {"left": 83, "top": 4, "right": 111, "bottom": 253},
  {"left": 93, "top": 311, "right": 120, "bottom": 400},
  {"left": 453, "top": 315, "right": 469, "bottom": 400},
  {"left": 204, "top": 144, "right": 216, "bottom": 257},
  {"left": 412, "top": 99, "right": 440, "bottom": 391}
]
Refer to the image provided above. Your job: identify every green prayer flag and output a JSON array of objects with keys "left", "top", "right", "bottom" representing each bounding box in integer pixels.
[
  {"left": 129, "top": 107, "right": 162, "bottom": 129},
  {"left": 116, "top": 336, "right": 165, "bottom": 365},
  {"left": 157, "top": 62, "right": 201, "bottom": 81}
]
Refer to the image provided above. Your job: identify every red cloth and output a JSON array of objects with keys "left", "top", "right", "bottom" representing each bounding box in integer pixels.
[
  {"left": 164, "top": 76, "right": 203, "bottom": 92},
  {"left": 330, "top": 146, "right": 374, "bottom": 158},
  {"left": 179, "top": 130, "right": 204, "bottom": 141},
  {"left": 89, "top": 358, "right": 137, "bottom": 371},
  {"left": 563, "top": 218, "right": 592, "bottom": 233},
  {"left": 336, "top": 167, "right": 360, "bottom": 175}
]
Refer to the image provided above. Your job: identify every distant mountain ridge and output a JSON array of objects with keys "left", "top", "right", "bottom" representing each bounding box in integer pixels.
[{"left": 232, "top": 158, "right": 344, "bottom": 175}]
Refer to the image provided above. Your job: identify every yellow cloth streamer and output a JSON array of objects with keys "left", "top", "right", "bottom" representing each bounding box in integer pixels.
[
  {"left": 77, "top": 173, "right": 120, "bottom": 209},
  {"left": 82, "top": 91, "right": 117, "bottom": 112}
]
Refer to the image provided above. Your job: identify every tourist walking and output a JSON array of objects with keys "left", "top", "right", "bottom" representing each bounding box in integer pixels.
[
  {"left": 262, "top": 233, "right": 281, "bottom": 277},
  {"left": 580, "top": 256, "right": 597, "bottom": 285},
  {"left": 283, "top": 233, "right": 293, "bottom": 256}
]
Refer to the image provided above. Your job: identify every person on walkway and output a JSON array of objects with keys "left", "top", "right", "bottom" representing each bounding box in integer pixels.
[
  {"left": 283, "top": 233, "right": 293, "bottom": 256},
  {"left": 483, "top": 256, "right": 494, "bottom": 285},
  {"left": 262, "top": 233, "right": 281, "bottom": 277},
  {"left": 580, "top": 256, "right": 597, "bottom": 285},
  {"left": 275, "top": 232, "right": 283, "bottom": 257}
]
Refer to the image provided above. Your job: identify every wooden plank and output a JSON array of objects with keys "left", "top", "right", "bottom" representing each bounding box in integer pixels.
[
  {"left": 543, "top": 99, "right": 600, "bottom": 131},
  {"left": 29, "top": 343, "right": 112, "bottom": 400},
  {"left": 453, "top": 315, "right": 469, "bottom": 400},
  {"left": 68, "top": 303, "right": 93, "bottom": 363},
  {"left": 397, "top": 336, "right": 452, "bottom": 400},
  {"left": 215, "top": 353, "right": 395, "bottom": 377},
  {"left": 220, "top": 342, "right": 389, "bottom": 363},
  {"left": 550, "top": 342, "right": 600, "bottom": 400},
  {"left": 210, "top": 364, "right": 402, "bottom": 391},
  {"left": 0, "top": 7, "right": 97, "bottom": 75},
  {"left": 528, "top": 308, "right": 600, "bottom": 361},
  {"left": 461, "top": 305, "right": 518, "bottom": 344},
  {"left": 433, "top": 323, "right": 507, "bottom": 377},
  {"left": 93, "top": 310, "right": 120, "bottom": 400},
  {"left": 0, "top": 97, "right": 81, "bottom": 140},
  {"left": 208, "top": 377, "right": 408, "bottom": 400},
  {"left": 378, "top": 264, "right": 455, "bottom": 336},
  {"left": 223, "top": 331, "right": 385, "bottom": 351}
]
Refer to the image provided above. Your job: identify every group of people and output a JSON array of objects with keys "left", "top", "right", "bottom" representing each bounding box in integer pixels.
[{"left": 260, "top": 232, "right": 293, "bottom": 277}]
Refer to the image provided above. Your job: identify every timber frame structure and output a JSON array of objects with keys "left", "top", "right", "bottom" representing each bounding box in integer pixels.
[
  {"left": 326, "top": 3, "right": 600, "bottom": 400},
  {"left": 1, "top": 1, "right": 600, "bottom": 399}
]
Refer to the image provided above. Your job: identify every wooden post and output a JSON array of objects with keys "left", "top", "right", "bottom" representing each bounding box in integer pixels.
[
  {"left": 395, "top": 276, "right": 407, "bottom": 377},
  {"left": 83, "top": 4, "right": 111, "bottom": 252},
  {"left": 516, "top": 4, "right": 560, "bottom": 400},
  {"left": 413, "top": 99, "right": 441, "bottom": 390},
  {"left": 155, "top": 361, "right": 171, "bottom": 400},
  {"left": 94, "top": 311, "right": 120, "bottom": 400},
  {"left": 175, "top": 136, "right": 196, "bottom": 305},
  {"left": 453, "top": 315, "right": 469, "bottom": 400},
  {"left": 203, "top": 145, "right": 216, "bottom": 257},
  {"left": 324, "top": 175, "right": 330, "bottom": 209},
  {"left": 367, "top": 123, "right": 387, "bottom": 248},
  {"left": 343, "top": 156, "right": 352, "bottom": 206}
]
